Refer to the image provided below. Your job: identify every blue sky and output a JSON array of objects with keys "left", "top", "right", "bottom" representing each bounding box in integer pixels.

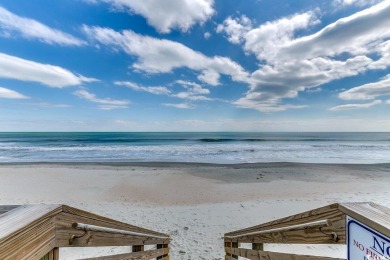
[{"left": 0, "top": 0, "right": 389, "bottom": 131}]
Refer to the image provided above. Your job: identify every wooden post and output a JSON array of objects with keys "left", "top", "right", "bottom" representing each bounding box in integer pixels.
[
  {"left": 252, "top": 243, "right": 263, "bottom": 251},
  {"left": 53, "top": 248, "right": 59, "bottom": 260},
  {"left": 43, "top": 248, "right": 59, "bottom": 260},
  {"left": 224, "top": 241, "right": 232, "bottom": 260},
  {"left": 157, "top": 244, "right": 169, "bottom": 260},
  {"left": 232, "top": 242, "right": 238, "bottom": 259}
]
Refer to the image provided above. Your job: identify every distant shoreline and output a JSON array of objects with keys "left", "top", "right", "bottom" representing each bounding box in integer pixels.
[{"left": 1, "top": 161, "right": 390, "bottom": 167}]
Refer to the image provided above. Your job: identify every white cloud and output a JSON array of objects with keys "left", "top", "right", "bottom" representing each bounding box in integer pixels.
[
  {"left": 115, "top": 80, "right": 212, "bottom": 102},
  {"left": 0, "top": 52, "right": 97, "bottom": 87},
  {"left": 74, "top": 89, "right": 129, "bottom": 110},
  {"left": 230, "top": 1, "right": 390, "bottom": 112},
  {"left": 175, "top": 80, "right": 209, "bottom": 95},
  {"left": 234, "top": 97, "right": 307, "bottom": 112},
  {"left": 115, "top": 81, "right": 171, "bottom": 95},
  {"left": 0, "top": 86, "right": 28, "bottom": 99},
  {"left": 173, "top": 80, "right": 211, "bottom": 101},
  {"left": 86, "top": 0, "right": 214, "bottom": 33},
  {"left": 243, "top": 11, "right": 319, "bottom": 61},
  {"left": 333, "top": 0, "right": 381, "bottom": 7},
  {"left": 339, "top": 74, "right": 390, "bottom": 100},
  {"left": 204, "top": 32, "right": 211, "bottom": 39},
  {"left": 24, "top": 102, "right": 71, "bottom": 108},
  {"left": 163, "top": 103, "right": 195, "bottom": 109},
  {"left": 0, "top": 6, "right": 85, "bottom": 46},
  {"left": 82, "top": 26, "right": 249, "bottom": 86},
  {"left": 197, "top": 69, "right": 221, "bottom": 86},
  {"left": 216, "top": 15, "right": 253, "bottom": 44},
  {"left": 329, "top": 100, "right": 382, "bottom": 111},
  {"left": 279, "top": 2, "right": 390, "bottom": 61}
]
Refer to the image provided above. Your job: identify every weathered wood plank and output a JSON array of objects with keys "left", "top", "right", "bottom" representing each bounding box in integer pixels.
[
  {"left": 225, "top": 216, "right": 345, "bottom": 244},
  {"left": 339, "top": 202, "right": 390, "bottom": 237},
  {"left": 0, "top": 217, "right": 56, "bottom": 260},
  {"left": 226, "top": 220, "right": 332, "bottom": 239},
  {"left": 0, "top": 204, "right": 61, "bottom": 242},
  {"left": 79, "top": 248, "right": 169, "bottom": 260},
  {"left": 56, "top": 230, "right": 168, "bottom": 247},
  {"left": 225, "top": 248, "right": 345, "bottom": 260},
  {"left": 0, "top": 204, "right": 170, "bottom": 258},
  {"left": 225, "top": 204, "right": 341, "bottom": 237},
  {"left": 62, "top": 205, "right": 167, "bottom": 237},
  {"left": 0, "top": 205, "right": 61, "bottom": 260},
  {"left": 55, "top": 212, "right": 168, "bottom": 247},
  {"left": 225, "top": 206, "right": 346, "bottom": 244}
]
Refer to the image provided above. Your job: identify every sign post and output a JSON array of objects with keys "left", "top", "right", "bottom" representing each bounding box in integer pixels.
[{"left": 347, "top": 216, "right": 390, "bottom": 260}]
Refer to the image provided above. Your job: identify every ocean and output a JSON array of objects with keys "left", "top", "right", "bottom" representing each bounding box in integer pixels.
[{"left": 0, "top": 132, "right": 389, "bottom": 164}]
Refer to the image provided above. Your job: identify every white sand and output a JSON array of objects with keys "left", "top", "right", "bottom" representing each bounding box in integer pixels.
[{"left": 0, "top": 163, "right": 389, "bottom": 259}]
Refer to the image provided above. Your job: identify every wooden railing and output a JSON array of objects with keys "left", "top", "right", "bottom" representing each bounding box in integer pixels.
[
  {"left": 224, "top": 202, "right": 390, "bottom": 260},
  {"left": 3, "top": 202, "right": 389, "bottom": 259},
  {"left": 0, "top": 204, "right": 170, "bottom": 260}
]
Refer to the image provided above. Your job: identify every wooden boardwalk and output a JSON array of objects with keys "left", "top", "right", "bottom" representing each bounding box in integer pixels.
[
  {"left": 224, "top": 202, "right": 390, "bottom": 260},
  {"left": 0, "top": 204, "right": 170, "bottom": 260},
  {"left": 1, "top": 202, "right": 390, "bottom": 259}
]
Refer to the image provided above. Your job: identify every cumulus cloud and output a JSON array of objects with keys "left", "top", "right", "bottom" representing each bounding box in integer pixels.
[
  {"left": 0, "top": 6, "right": 85, "bottom": 46},
  {"left": 329, "top": 100, "right": 382, "bottom": 111},
  {"left": 85, "top": 0, "right": 214, "bottom": 33},
  {"left": 243, "top": 11, "right": 319, "bottom": 61},
  {"left": 163, "top": 103, "right": 195, "bottom": 109},
  {"left": 0, "top": 52, "right": 97, "bottom": 87},
  {"left": 82, "top": 25, "right": 249, "bottom": 86},
  {"left": 216, "top": 15, "right": 253, "bottom": 44},
  {"left": 230, "top": 1, "right": 390, "bottom": 112},
  {"left": 339, "top": 74, "right": 390, "bottom": 100},
  {"left": 0, "top": 86, "right": 28, "bottom": 99},
  {"left": 74, "top": 89, "right": 129, "bottom": 110},
  {"left": 279, "top": 2, "right": 390, "bottom": 61},
  {"left": 115, "top": 81, "right": 171, "bottom": 95}
]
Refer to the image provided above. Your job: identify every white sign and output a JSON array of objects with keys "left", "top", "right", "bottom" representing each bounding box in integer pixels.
[{"left": 347, "top": 216, "right": 390, "bottom": 260}]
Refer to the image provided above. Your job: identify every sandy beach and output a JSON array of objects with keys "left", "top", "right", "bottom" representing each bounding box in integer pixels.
[{"left": 0, "top": 162, "right": 389, "bottom": 259}]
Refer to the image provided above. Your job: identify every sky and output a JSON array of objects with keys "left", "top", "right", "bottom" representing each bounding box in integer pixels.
[{"left": 0, "top": 0, "right": 389, "bottom": 131}]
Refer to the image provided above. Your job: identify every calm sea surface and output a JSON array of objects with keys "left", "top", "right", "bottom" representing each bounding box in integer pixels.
[{"left": 0, "top": 132, "right": 389, "bottom": 164}]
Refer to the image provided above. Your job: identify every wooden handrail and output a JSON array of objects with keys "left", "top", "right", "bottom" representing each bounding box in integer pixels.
[
  {"left": 224, "top": 202, "right": 390, "bottom": 260},
  {"left": 0, "top": 204, "right": 170, "bottom": 260},
  {"left": 225, "top": 219, "right": 331, "bottom": 239},
  {"left": 72, "top": 222, "right": 170, "bottom": 239}
]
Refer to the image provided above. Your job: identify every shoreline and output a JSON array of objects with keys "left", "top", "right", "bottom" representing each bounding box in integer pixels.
[{"left": 1, "top": 161, "right": 390, "bottom": 167}]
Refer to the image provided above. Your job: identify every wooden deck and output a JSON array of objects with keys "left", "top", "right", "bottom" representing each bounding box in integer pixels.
[
  {"left": 0, "top": 204, "right": 170, "bottom": 260},
  {"left": 224, "top": 202, "right": 390, "bottom": 260}
]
